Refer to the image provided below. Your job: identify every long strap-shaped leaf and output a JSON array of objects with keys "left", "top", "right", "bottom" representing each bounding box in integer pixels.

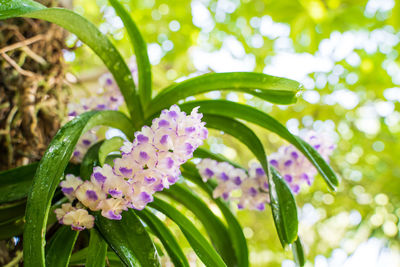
[
  {"left": 0, "top": 0, "right": 144, "bottom": 126},
  {"left": 0, "top": 163, "right": 79, "bottom": 204},
  {"left": 163, "top": 183, "right": 237, "bottom": 266},
  {"left": 180, "top": 162, "right": 249, "bottom": 267},
  {"left": 202, "top": 114, "right": 298, "bottom": 245},
  {"left": 109, "top": 0, "right": 152, "bottom": 106},
  {"left": 146, "top": 72, "right": 301, "bottom": 116},
  {"left": 149, "top": 197, "right": 227, "bottom": 267},
  {"left": 85, "top": 229, "right": 108, "bottom": 267},
  {"left": 22, "top": 110, "right": 133, "bottom": 267},
  {"left": 70, "top": 248, "right": 123, "bottom": 266},
  {"left": 136, "top": 209, "right": 189, "bottom": 267},
  {"left": 180, "top": 100, "right": 338, "bottom": 190},
  {"left": 0, "top": 162, "right": 38, "bottom": 203},
  {"left": 95, "top": 210, "right": 160, "bottom": 267},
  {"left": 45, "top": 226, "right": 79, "bottom": 267},
  {"left": 292, "top": 237, "right": 305, "bottom": 267}
]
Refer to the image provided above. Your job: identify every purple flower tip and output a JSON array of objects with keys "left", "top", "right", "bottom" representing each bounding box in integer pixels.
[
  {"left": 61, "top": 187, "right": 74, "bottom": 195},
  {"left": 263, "top": 182, "right": 269, "bottom": 190},
  {"left": 145, "top": 176, "right": 156, "bottom": 184},
  {"left": 291, "top": 151, "right": 299, "bottom": 159},
  {"left": 108, "top": 189, "right": 122, "bottom": 197},
  {"left": 166, "top": 158, "right": 174, "bottom": 169},
  {"left": 82, "top": 139, "right": 91, "bottom": 146},
  {"left": 220, "top": 172, "right": 229, "bottom": 181},
  {"left": 256, "top": 203, "right": 265, "bottom": 211},
  {"left": 292, "top": 184, "right": 300, "bottom": 193},
  {"left": 106, "top": 78, "right": 113, "bottom": 85},
  {"left": 94, "top": 172, "right": 107, "bottom": 183},
  {"left": 205, "top": 168, "right": 214, "bottom": 177},
  {"left": 222, "top": 192, "right": 229, "bottom": 200},
  {"left": 140, "top": 192, "right": 153, "bottom": 203},
  {"left": 256, "top": 167, "right": 265, "bottom": 176},
  {"left": 107, "top": 211, "right": 122, "bottom": 220},
  {"left": 168, "top": 111, "right": 177, "bottom": 118},
  {"left": 154, "top": 183, "right": 164, "bottom": 191},
  {"left": 284, "top": 174, "right": 293, "bottom": 182},
  {"left": 158, "top": 119, "right": 170, "bottom": 127},
  {"left": 86, "top": 190, "right": 98, "bottom": 201},
  {"left": 71, "top": 225, "right": 84, "bottom": 231},
  {"left": 270, "top": 159, "right": 278, "bottom": 167},
  {"left": 284, "top": 160, "right": 293, "bottom": 167},
  {"left": 137, "top": 134, "right": 149, "bottom": 143},
  {"left": 160, "top": 135, "right": 169, "bottom": 145},
  {"left": 167, "top": 175, "right": 178, "bottom": 183},
  {"left": 139, "top": 151, "right": 149, "bottom": 160},
  {"left": 185, "top": 126, "right": 196, "bottom": 133},
  {"left": 233, "top": 176, "right": 242, "bottom": 185},
  {"left": 249, "top": 187, "right": 258, "bottom": 197},
  {"left": 185, "top": 143, "right": 194, "bottom": 155},
  {"left": 119, "top": 167, "right": 132, "bottom": 176}
]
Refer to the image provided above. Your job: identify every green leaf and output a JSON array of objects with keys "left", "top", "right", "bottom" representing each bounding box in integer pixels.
[
  {"left": 45, "top": 226, "right": 79, "bottom": 267},
  {"left": 23, "top": 110, "right": 133, "bottom": 267},
  {"left": 109, "top": 0, "right": 152, "bottom": 106},
  {"left": 180, "top": 100, "right": 338, "bottom": 190},
  {"left": 200, "top": 114, "right": 298, "bottom": 245},
  {"left": 98, "top": 136, "right": 125, "bottom": 166},
  {"left": 94, "top": 210, "right": 160, "bottom": 267},
  {"left": 181, "top": 162, "right": 249, "bottom": 267},
  {"left": 149, "top": 197, "right": 227, "bottom": 267},
  {"left": 86, "top": 229, "right": 108, "bottom": 267},
  {"left": 0, "top": 0, "right": 44, "bottom": 18},
  {"left": 146, "top": 72, "right": 301, "bottom": 117},
  {"left": 80, "top": 141, "right": 104, "bottom": 180},
  {"left": 163, "top": 183, "right": 237, "bottom": 266},
  {"left": 70, "top": 248, "right": 123, "bottom": 266},
  {"left": 0, "top": 199, "right": 26, "bottom": 224},
  {"left": 292, "top": 237, "right": 306, "bottom": 267},
  {"left": 0, "top": 162, "right": 80, "bottom": 204},
  {"left": 0, "top": 162, "right": 37, "bottom": 203},
  {"left": 270, "top": 168, "right": 298, "bottom": 245},
  {"left": 0, "top": 0, "right": 144, "bottom": 125},
  {"left": 136, "top": 209, "right": 189, "bottom": 267}
]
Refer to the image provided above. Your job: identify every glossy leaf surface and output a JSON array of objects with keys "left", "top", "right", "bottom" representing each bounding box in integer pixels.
[
  {"left": 163, "top": 183, "right": 237, "bottom": 266},
  {"left": 146, "top": 72, "right": 301, "bottom": 116},
  {"left": 136, "top": 209, "right": 189, "bottom": 267},
  {"left": 109, "top": 0, "right": 152, "bottom": 105},
  {"left": 95, "top": 210, "right": 160, "bottom": 267},
  {"left": 149, "top": 197, "right": 226, "bottom": 267}
]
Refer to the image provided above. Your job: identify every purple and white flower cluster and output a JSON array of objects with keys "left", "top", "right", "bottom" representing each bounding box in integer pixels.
[
  {"left": 196, "top": 129, "right": 336, "bottom": 211},
  {"left": 68, "top": 58, "right": 138, "bottom": 162},
  {"left": 269, "top": 130, "right": 335, "bottom": 193},
  {"left": 56, "top": 105, "right": 208, "bottom": 230},
  {"left": 197, "top": 159, "right": 269, "bottom": 211}
]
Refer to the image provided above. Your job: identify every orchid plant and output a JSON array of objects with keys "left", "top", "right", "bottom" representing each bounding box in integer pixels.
[{"left": 0, "top": 0, "right": 339, "bottom": 266}]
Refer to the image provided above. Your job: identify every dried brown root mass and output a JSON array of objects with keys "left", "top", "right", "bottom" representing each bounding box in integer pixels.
[{"left": 0, "top": 5, "right": 70, "bottom": 170}]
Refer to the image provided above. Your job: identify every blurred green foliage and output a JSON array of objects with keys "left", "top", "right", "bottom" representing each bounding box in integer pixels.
[{"left": 68, "top": 0, "right": 400, "bottom": 265}]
